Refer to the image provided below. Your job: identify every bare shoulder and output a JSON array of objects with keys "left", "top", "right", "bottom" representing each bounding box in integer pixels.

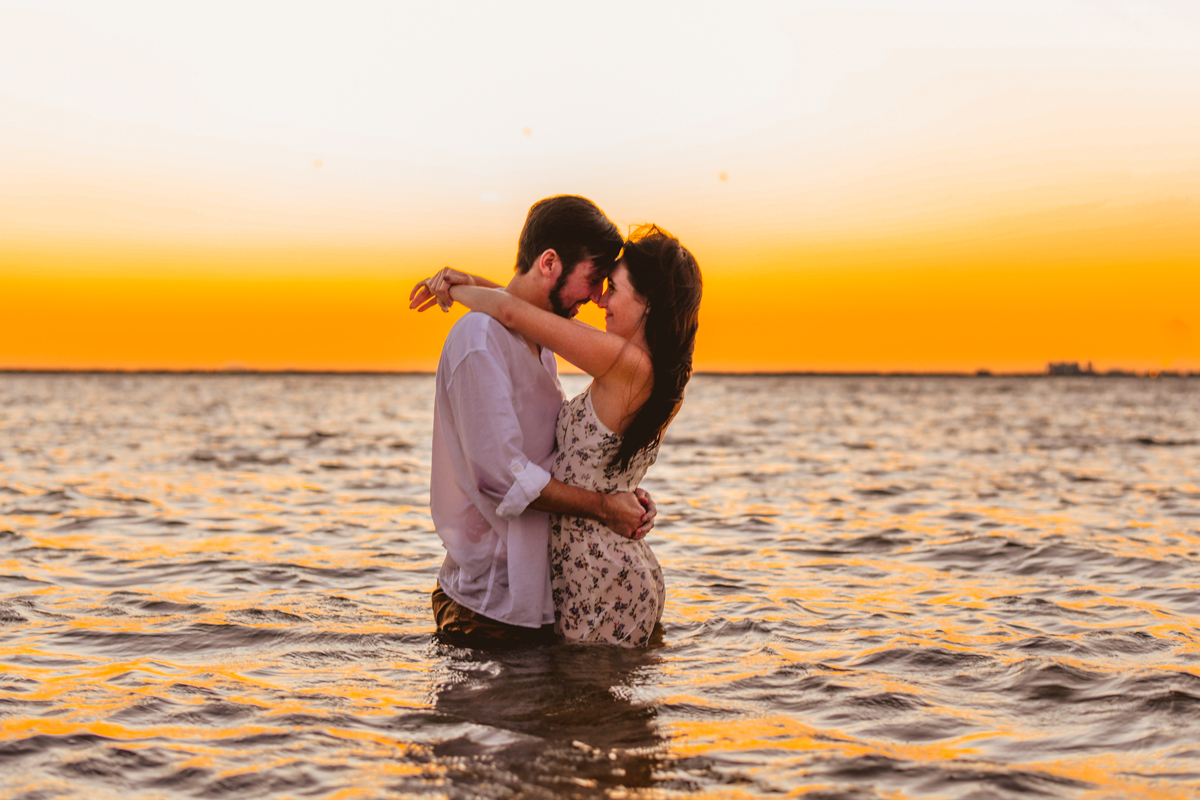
[
  {"left": 615, "top": 344, "right": 653, "bottom": 384},
  {"left": 591, "top": 346, "right": 654, "bottom": 433}
]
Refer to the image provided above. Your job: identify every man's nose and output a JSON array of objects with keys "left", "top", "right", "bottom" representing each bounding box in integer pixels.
[{"left": 589, "top": 285, "right": 604, "bottom": 304}]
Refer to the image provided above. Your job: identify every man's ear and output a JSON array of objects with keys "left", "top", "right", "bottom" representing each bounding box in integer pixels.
[{"left": 536, "top": 248, "right": 561, "bottom": 282}]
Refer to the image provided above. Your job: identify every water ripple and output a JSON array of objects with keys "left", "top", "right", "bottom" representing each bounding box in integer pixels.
[{"left": 1, "top": 374, "right": 1198, "bottom": 798}]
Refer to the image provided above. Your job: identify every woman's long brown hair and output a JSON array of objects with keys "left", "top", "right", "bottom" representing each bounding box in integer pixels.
[{"left": 609, "top": 224, "right": 703, "bottom": 471}]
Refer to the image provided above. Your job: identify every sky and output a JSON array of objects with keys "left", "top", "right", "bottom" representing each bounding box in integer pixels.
[{"left": 2, "top": 0, "right": 1198, "bottom": 373}]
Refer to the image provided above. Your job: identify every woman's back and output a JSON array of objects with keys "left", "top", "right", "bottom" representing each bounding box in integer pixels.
[
  {"left": 552, "top": 389, "right": 658, "bottom": 492},
  {"left": 549, "top": 388, "right": 664, "bottom": 647}
]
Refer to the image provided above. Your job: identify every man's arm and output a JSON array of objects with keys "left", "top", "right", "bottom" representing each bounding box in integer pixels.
[
  {"left": 530, "top": 480, "right": 655, "bottom": 540},
  {"left": 441, "top": 328, "right": 658, "bottom": 540}
]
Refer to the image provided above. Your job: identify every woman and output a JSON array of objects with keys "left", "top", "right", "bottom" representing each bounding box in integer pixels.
[{"left": 439, "top": 225, "right": 701, "bottom": 648}]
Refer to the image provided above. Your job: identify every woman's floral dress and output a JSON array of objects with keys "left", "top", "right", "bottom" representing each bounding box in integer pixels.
[{"left": 550, "top": 388, "right": 664, "bottom": 647}]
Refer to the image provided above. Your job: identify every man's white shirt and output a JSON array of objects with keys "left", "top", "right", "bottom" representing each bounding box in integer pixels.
[{"left": 430, "top": 311, "right": 564, "bottom": 628}]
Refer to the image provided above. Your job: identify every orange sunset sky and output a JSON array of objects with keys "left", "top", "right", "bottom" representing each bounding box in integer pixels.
[{"left": 3, "top": 1, "right": 1198, "bottom": 373}]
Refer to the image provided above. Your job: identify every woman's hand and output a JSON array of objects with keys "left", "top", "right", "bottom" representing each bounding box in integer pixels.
[{"left": 408, "top": 267, "right": 478, "bottom": 312}]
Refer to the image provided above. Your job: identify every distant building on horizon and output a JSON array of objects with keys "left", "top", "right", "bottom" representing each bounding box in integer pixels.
[{"left": 1047, "top": 361, "right": 1096, "bottom": 376}]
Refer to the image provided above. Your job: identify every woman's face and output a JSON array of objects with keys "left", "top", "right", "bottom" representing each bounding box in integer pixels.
[{"left": 597, "top": 263, "right": 648, "bottom": 340}]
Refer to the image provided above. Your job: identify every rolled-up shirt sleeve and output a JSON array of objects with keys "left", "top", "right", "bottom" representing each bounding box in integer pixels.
[{"left": 445, "top": 347, "right": 552, "bottom": 521}]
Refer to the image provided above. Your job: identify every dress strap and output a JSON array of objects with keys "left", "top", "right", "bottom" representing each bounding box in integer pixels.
[{"left": 582, "top": 388, "right": 618, "bottom": 438}]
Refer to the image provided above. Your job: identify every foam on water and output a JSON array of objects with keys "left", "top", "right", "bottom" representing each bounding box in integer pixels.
[{"left": 1, "top": 374, "right": 1198, "bottom": 798}]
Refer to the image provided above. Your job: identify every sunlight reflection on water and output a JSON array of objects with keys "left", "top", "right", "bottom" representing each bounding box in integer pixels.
[{"left": 1, "top": 374, "right": 1199, "bottom": 799}]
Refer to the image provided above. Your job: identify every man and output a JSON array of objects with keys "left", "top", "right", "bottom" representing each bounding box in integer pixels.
[{"left": 409, "top": 195, "right": 655, "bottom": 644}]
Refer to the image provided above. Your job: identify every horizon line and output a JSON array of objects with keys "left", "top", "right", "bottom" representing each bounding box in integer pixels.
[{"left": 2, "top": 369, "right": 1195, "bottom": 378}]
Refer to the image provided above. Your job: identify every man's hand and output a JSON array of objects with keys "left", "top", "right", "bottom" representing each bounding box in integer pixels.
[
  {"left": 599, "top": 491, "right": 651, "bottom": 539},
  {"left": 531, "top": 480, "right": 657, "bottom": 541},
  {"left": 409, "top": 267, "right": 473, "bottom": 313},
  {"left": 631, "top": 487, "right": 656, "bottom": 540}
]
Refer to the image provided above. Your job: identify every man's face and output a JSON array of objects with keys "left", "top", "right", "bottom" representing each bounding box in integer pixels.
[{"left": 549, "top": 258, "right": 606, "bottom": 319}]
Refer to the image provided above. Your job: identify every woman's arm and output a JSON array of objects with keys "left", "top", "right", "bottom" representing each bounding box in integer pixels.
[
  {"left": 409, "top": 267, "right": 501, "bottom": 312},
  {"left": 449, "top": 285, "right": 649, "bottom": 381}
]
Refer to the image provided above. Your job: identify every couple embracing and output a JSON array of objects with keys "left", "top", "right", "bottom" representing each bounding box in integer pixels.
[{"left": 409, "top": 195, "right": 701, "bottom": 648}]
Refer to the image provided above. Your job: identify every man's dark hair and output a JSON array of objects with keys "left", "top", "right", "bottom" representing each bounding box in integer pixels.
[{"left": 514, "top": 195, "right": 623, "bottom": 279}]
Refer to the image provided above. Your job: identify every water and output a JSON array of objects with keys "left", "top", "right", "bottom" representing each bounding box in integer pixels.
[{"left": 2, "top": 374, "right": 1199, "bottom": 799}]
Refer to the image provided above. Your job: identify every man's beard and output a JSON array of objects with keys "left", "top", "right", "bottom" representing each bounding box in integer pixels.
[{"left": 548, "top": 269, "right": 576, "bottom": 318}]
